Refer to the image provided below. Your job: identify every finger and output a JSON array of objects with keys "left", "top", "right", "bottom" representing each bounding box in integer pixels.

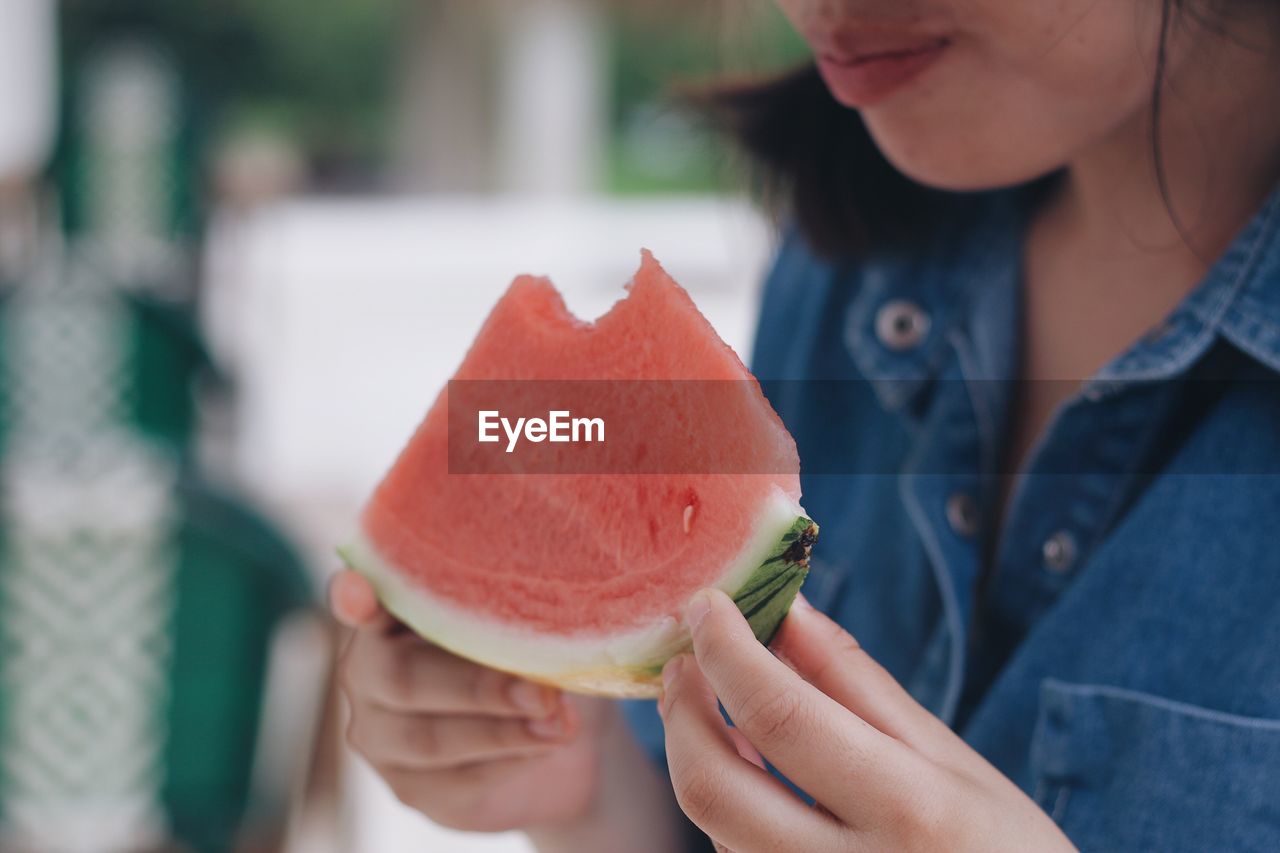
[
  {"left": 771, "top": 595, "right": 960, "bottom": 761},
  {"left": 378, "top": 754, "right": 544, "bottom": 831},
  {"left": 347, "top": 703, "right": 573, "bottom": 770},
  {"left": 342, "top": 631, "right": 561, "bottom": 718},
  {"left": 661, "top": 654, "right": 850, "bottom": 852},
  {"left": 685, "top": 588, "right": 914, "bottom": 824},
  {"left": 329, "top": 570, "right": 398, "bottom": 633}
]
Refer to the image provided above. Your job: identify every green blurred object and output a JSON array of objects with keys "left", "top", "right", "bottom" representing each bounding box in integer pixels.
[
  {"left": 0, "top": 473, "right": 312, "bottom": 853},
  {"left": 604, "top": 2, "right": 810, "bottom": 195},
  {"left": 1, "top": 9, "right": 312, "bottom": 849},
  {"left": 161, "top": 482, "right": 312, "bottom": 852},
  {"left": 55, "top": 0, "right": 403, "bottom": 193},
  {"left": 55, "top": 13, "right": 206, "bottom": 244},
  {"left": 125, "top": 292, "right": 217, "bottom": 451},
  {"left": 0, "top": 286, "right": 215, "bottom": 456}
]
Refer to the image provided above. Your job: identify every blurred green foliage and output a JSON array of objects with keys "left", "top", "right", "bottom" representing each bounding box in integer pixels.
[
  {"left": 605, "top": 3, "right": 809, "bottom": 194},
  {"left": 60, "top": 0, "right": 406, "bottom": 179},
  {"left": 221, "top": 0, "right": 406, "bottom": 174},
  {"left": 56, "top": 0, "right": 807, "bottom": 193}
]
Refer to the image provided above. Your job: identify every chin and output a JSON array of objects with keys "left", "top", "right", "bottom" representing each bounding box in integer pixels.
[{"left": 861, "top": 112, "right": 1067, "bottom": 193}]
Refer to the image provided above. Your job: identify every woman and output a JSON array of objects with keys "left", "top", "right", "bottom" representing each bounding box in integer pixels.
[{"left": 332, "top": 0, "right": 1280, "bottom": 849}]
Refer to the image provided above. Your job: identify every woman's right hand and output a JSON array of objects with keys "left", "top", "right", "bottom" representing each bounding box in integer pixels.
[{"left": 330, "top": 569, "right": 609, "bottom": 833}]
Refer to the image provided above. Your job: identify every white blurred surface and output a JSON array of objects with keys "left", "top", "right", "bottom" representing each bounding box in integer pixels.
[
  {"left": 207, "top": 195, "right": 773, "bottom": 515},
  {"left": 495, "top": 0, "right": 606, "bottom": 193},
  {"left": 0, "top": 0, "right": 57, "bottom": 181},
  {"left": 345, "top": 759, "right": 536, "bottom": 853},
  {"left": 204, "top": 195, "right": 775, "bottom": 852}
]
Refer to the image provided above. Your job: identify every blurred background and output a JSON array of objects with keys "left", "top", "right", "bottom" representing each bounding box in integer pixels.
[{"left": 0, "top": 1, "right": 808, "bottom": 850}]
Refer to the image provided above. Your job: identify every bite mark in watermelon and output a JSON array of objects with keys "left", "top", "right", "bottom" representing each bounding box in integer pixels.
[{"left": 340, "top": 251, "right": 817, "bottom": 698}]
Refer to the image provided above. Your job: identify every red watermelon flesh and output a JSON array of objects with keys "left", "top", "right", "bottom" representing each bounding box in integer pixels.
[{"left": 340, "top": 251, "right": 817, "bottom": 697}]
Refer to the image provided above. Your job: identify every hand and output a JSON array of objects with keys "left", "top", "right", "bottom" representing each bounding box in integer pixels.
[
  {"left": 331, "top": 570, "right": 607, "bottom": 833},
  {"left": 659, "top": 589, "right": 1076, "bottom": 853}
]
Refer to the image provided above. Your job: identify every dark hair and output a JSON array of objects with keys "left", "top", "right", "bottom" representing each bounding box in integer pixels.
[
  {"left": 695, "top": 0, "right": 1213, "bottom": 260},
  {"left": 690, "top": 65, "right": 958, "bottom": 259}
]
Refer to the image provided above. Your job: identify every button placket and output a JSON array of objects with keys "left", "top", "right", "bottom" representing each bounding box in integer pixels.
[
  {"left": 993, "top": 383, "right": 1176, "bottom": 620},
  {"left": 897, "top": 364, "right": 990, "bottom": 725}
]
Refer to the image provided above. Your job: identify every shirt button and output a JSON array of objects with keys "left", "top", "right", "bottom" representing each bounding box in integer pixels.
[
  {"left": 1042, "top": 530, "right": 1078, "bottom": 574},
  {"left": 875, "top": 300, "right": 930, "bottom": 351},
  {"left": 946, "top": 492, "right": 980, "bottom": 538}
]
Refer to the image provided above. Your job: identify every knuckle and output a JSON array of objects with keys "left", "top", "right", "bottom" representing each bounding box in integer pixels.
[
  {"left": 673, "top": 761, "right": 727, "bottom": 826},
  {"left": 740, "top": 683, "right": 805, "bottom": 748},
  {"left": 907, "top": 781, "right": 951, "bottom": 840},
  {"left": 880, "top": 795, "right": 917, "bottom": 838},
  {"left": 879, "top": 776, "right": 944, "bottom": 847}
]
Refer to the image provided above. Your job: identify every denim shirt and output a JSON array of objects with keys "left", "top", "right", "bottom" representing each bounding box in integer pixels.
[{"left": 625, "top": 185, "right": 1280, "bottom": 851}]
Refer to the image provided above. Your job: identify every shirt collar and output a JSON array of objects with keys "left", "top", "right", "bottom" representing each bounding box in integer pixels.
[
  {"left": 1192, "top": 186, "right": 1280, "bottom": 373},
  {"left": 1094, "top": 182, "right": 1280, "bottom": 388},
  {"left": 842, "top": 181, "right": 1280, "bottom": 412}
]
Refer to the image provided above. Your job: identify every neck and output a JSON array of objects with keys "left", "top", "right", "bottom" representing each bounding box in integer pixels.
[{"left": 1047, "top": 12, "right": 1280, "bottom": 279}]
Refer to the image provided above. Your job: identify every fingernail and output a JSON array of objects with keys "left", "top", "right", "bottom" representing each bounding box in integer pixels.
[
  {"left": 793, "top": 592, "right": 812, "bottom": 611},
  {"left": 685, "top": 590, "right": 714, "bottom": 633},
  {"left": 508, "top": 680, "right": 554, "bottom": 716},
  {"left": 662, "top": 654, "right": 683, "bottom": 691},
  {"left": 527, "top": 712, "right": 567, "bottom": 740}
]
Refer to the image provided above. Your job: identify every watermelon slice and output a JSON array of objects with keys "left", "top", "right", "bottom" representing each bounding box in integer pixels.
[{"left": 339, "top": 251, "right": 817, "bottom": 698}]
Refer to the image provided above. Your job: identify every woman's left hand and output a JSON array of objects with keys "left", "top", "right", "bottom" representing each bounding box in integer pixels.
[{"left": 659, "top": 589, "right": 1076, "bottom": 853}]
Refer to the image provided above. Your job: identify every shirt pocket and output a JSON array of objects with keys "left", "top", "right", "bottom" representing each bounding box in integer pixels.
[{"left": 1030, "top": 679, "right": 1280, "bottom": 852}]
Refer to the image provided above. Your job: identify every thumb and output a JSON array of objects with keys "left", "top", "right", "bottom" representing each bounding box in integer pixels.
[{"left": 328, "top": 569, "right": 399, "bottom": 633}]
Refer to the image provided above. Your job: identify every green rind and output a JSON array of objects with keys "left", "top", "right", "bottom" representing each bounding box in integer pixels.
[
  {"left": 737, "top": 516, "right": 818, "bottom": 642},
  {"left": 632, "top": 515, "right": 818, "bottom": 679}
]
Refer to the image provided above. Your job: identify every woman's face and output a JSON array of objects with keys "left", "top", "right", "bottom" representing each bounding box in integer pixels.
[{"left": 772, "top": 0, "right": 1233, "bottom": 190}]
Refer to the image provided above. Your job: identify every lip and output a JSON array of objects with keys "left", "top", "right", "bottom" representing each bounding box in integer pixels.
[{"left": 815, "top": 37, "right": 950, "bottom": 108}]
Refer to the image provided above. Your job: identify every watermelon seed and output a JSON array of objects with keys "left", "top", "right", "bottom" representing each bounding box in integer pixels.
[{"left": 682, "top": 503, "right": 696, "bottom": 534}]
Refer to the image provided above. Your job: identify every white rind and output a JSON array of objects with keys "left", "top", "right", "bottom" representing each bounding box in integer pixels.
[{"left": 341, "top": 486, "right": 805, "bottom": 697}]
